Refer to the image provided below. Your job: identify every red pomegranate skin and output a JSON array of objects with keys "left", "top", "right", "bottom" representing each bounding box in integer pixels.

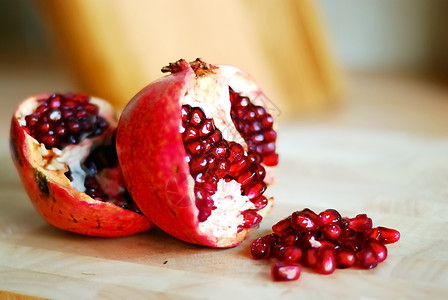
[
  {"left": 10, "top": 95, "right": 153, "bottom": 237},
  {"left": 117, "top": 60, "right": 274, "bottom": 247},
  {"left": 117, "top": 64, "right": 205, "bottom": 243}
]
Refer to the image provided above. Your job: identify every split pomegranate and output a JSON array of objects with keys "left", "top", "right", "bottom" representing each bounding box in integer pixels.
[
  {"left": 117, "top": 58, "right": 278, "bottom": 247},
  {"left": 249, "top": 208, "right": 400, "bottom": 281},
  {"left": 10, "top": 93, "right": 153, "bottom": 237}
]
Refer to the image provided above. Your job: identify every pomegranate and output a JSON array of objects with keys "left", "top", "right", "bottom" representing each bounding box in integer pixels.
[
  {"left": 10, "top": 93, "right": 153, "bottom": 237},
  {"left": 117, "top": 58, "right": 278, "bottom": 247},
  {"left": 249, "top": 208, "right": 400, "bottom": 281}
]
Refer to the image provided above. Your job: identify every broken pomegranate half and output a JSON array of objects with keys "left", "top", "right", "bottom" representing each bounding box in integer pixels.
[
  {"left": 10, "top": 93, "right": 153, "bottom": 237},
  {"left": 117, "top": 59, "right": 278, "bottom": 247}
]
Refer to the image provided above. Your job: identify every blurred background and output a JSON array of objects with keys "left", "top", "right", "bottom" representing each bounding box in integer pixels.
[{"left": 1, "top": 0, "right": 447, "bottom": 130}]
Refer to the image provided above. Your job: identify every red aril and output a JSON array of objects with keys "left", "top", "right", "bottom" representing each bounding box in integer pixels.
[
  {"left": 271, "top": 261, "right": 301, "bottom": 281},
  {"left": 117, "top": 59, "right": 278, "bottom": 247},
  {"left": 248, "top": 208, "right": 400, "bottom": 282},
  {"left": 316, "top": 247, "right": 336, "bottom": 275}
]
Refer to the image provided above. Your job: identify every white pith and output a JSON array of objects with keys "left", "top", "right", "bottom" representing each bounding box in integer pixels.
[
  {"left": 198, "top": 179, "right": 255, "bottom": 239},
  {"left": 182, "top": 68, "right": 247, "bottom": 147}
]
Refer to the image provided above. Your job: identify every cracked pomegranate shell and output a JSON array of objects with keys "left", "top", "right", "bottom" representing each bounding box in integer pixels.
[
  {"left": 10, "top": 93, "right": 153, "bottom": 237},
  {"left": 117, "top": 59, "right": 278, "bottom": 247}
]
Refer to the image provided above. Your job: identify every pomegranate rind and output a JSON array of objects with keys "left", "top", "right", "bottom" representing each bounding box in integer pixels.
[
  {"left": 117, "top": 60, "right": 275, "bottom": 247},
  {"left": 10, "top": 95, "right": 153, "bottom": 237}
]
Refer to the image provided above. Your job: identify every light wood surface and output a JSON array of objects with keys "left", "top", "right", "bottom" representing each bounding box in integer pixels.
[{"left": 1, "top": 67, "right": 448, "bottom": 299}]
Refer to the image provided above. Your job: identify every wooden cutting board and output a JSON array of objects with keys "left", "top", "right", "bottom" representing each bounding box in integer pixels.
[{"left": 1, "top": 118, "right": 448, "bottom": 299}]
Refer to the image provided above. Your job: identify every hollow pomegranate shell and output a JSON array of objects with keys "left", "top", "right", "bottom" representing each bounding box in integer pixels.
[
  {"left": 117, "top": 60, "right": 275, "bottom": 247},
  {"left": 10, "top": 95, "right": 153, "bottom": 237}
]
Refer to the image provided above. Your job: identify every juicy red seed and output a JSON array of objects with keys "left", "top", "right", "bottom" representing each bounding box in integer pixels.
[
  {"left": 262, "top": 152, "right": 279, "bottom": 166},
  {"left": 271, "top": 261, "right": 301, "bottom": 281},
  {"left": 275, "top": 246, "right": 302, "bottom": 262},
  {"left": 321, "top": 224, "right": 342, "bottom": 240},
  {"left": 24, "top": 93, "right": 107, "bottom": 150},
  {"left": 210, "top": 131, "right": 222, "bottom": 143},
  {"left": 262, "top": 115, "right": 274, "bottom": 129},
  {"left": 229, "top": 158, "right": 249, "bottom": 176},
  {"left": 199, "top": 119, "right": 214, "bottom": 136},
  {"left": 251, "top": 237, "right": 271, "bottom": 260},
  {"left": 237, "top": 171, "right": 256, "bottom": 187},
  {"left": 318, "top": 209, "right": 342, "bottom": 225},
  {"left": 184, "top": 127, "right": 199, "bottom": 140},
  {"left": 303, "top": 248, "right": 319, "bottom": 268},
  {"left": 356, "top": 248, "right": 378, "bottom": 269},
  {"left": 246, "top": 182, "right": 267, "bottom": 200},
  {"left": 376, "top": 226, "right": 401, "bottom": 244},
  {"left": 264, "top": 129, "right": 277, "bottom": 142},
  {"left": 291, "top": 211, "right": 319, "bottom": 231},
  {"left": 279, "top": 230, "right": 301, "bottom": 246},
  {"left": 212, "top": 144, "right": 230, "bottom": 158},
  {"left": 272, "top": 216, "right": 292, "bottom": 235},
  {"left": 242, "top": 210, "right": 262, "bottom": 228},
  {"left": 316, "top": 248, "right": 336, "bottom": 275},
  {"left": 189, "top": 157, "right": 208, "bottom": 173},
  {"left": 185, "top": 140, "right": 203, "bottom": 156},
  {"left": 368, "top": 239, "right": 388, "bottom": 263},
  {"left": 251, "top": 195, "right": 268, "bottom": 210},
  {"left": 190, "top": 108, "right": 205, "bottom": 126},
  {"left": 347, "top": 215, "right": 373, "bottom": 232},
  {"left": 336, "top": 249, "right": 356, "bottom": 268},
  {"left": 181, "top": 105, "right": 191, "bottom": 121}
]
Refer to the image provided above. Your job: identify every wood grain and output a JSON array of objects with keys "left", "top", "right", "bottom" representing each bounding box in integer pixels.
[{"left": 1, "top": 73, "right": 448, "bottom": 299}]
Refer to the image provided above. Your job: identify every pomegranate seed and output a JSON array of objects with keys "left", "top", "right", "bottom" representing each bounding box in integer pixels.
[
  {"left": 261, "top": 115, "right": 274, "bottom": 129},
  {"left": 199, "top": 119, "right": 214, "bottom": 136},
  {"left": 212, "top": 144, "right": 229, "bottom": 158},
  {"left": 184, "top": 127, "right": 199, "bottom": 140},
  {"left": 190, "top": 108, "right": 205, "bottom": 126},
  {"left": 242, "top": 210, "right": 262, "bottom": 228},
  {"left": 279, "top": 230, "right": 301, "bottom": 246},
  {"left": 377, "top": 226, "right": 401, "bottom": 244},
  {"left": 272, "top": 217, "right": 292, "bottom": 235},
  {"left": 181, "top": 104, "right": 191, "bottom": 121},
  {"left": 262, "top": 153, "right": 279, "bottom": 167},
  {"left": 318, "top": 209, "right": 342, "bottom": 225},
  {"left": 264, "top": 129, "right": 277, "bottom": 143},
  {"left": 275, "top": 246, "right": 302, "bottom": 262},
  {"left": 316, "top": 248, "right": 336, "bottom": 275},
  {"left": 271, "top": 261, "right": 301, "bottom": 281},
  {"left": 368, "top": 239, "right": 388, "bottom": 263},
  {"left": 303, "top": 248, "right": 319, "bottom": 268},
  {"left": 347, "top": 214, "right": 373, "bottom": 232},
  {"left": 356, "top": 248, "right": 378, "bottom": 269},
  {"left": 251, "top": 237, "right": 271, "bottom": 260},
  {"left": 229, "top": 158, "right": 249, "bottom": 175},
  {"left": 321, "top": 224, "right": 341, "bottom": 240},
  {"left": 251, "top": 195, "right": 268, "bottom": 210},
  {"left": 185, "top": 140, "right": 203, "bottom": 156},
  {"left": 291, "top": 210, "right": 319, "bottom": 231},
  {"left": 246, "top": 182, "right": 266, "bottom": 200},
  {"left": 237, "top": 171, "right": 256, "bottom": 187},
  {"left": 336, "top": 249, "right": 356, "bottom": 268}
]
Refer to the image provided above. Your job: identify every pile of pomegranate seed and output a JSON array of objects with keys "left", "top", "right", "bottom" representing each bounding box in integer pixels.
[
  {"left": 250, "top": 208, "right": 400, "bottom": 281},
  {"left": 181, "top": 104, "right": 269, "bottom": 225},
  {"left": 24, "top": 93, "right": 108, "bottom": 149},
  {"left": 229, "top": 88, "right": 278, "bottom": 167}
]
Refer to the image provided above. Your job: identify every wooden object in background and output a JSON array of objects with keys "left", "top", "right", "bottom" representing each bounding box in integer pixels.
[{"left": 38, "top": 0, "right": 343, "bottom": 116}]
